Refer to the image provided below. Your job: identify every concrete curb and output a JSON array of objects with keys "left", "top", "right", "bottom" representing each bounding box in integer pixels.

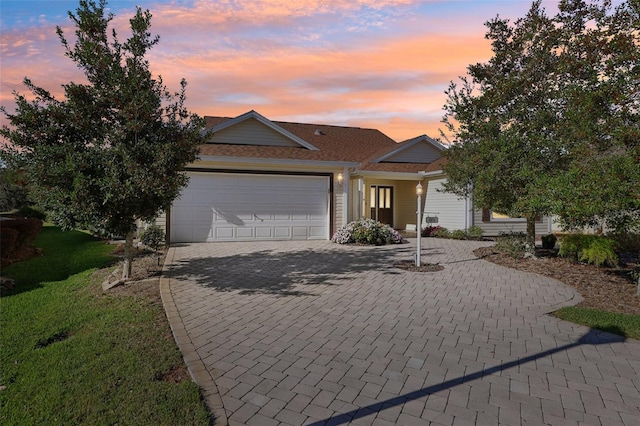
[{"left": 160, "top": 246, "right": 228, "bottom": 426}]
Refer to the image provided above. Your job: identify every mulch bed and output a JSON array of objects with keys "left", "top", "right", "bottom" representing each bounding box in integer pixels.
[
  {"left": 394, "top": 260, "right": 445, "bottom": 272},
  {"left": 474, "top": 247, "right": 640, "bottom": 316}
]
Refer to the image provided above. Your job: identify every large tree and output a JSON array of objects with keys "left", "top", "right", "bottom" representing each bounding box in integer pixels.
[
  {"left": 0, "top": 0, "right": 207, "bottom": 279},
  {"left": 441, "top": 0, "right": 639, "bottom": 251}
]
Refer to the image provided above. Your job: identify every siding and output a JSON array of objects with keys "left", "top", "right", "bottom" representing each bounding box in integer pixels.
[
  {"left": 383, "top": 143, "right": 441, "bottom": 163},
  {"left": 334, "top": 172, "right": 345, "bottom": 232},
  {"left": 362, "top": 178, "right": 420, "bottom": 230},
  {"left": 473, "top": 209, "right": 552, "bottom": 236},
  {"left": 208, "top": 118, "right": 301, "bottom": 147},
  {"left": 424, "top": 178, "right": 467, "bottom": 230}
]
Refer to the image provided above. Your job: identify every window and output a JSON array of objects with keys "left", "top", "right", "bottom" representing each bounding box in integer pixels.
[{"left": 482, "top": 208, "right": 541, "bottom": 223}]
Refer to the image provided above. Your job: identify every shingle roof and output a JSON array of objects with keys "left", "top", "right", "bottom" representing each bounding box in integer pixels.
[{"left": 200, "top": 114, "right": 446, "bottom": 173}]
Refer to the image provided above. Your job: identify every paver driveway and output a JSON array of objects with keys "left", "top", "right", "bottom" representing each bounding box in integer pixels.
[{"left": 161, "top": 239, "right": 640, "bottom": 426}]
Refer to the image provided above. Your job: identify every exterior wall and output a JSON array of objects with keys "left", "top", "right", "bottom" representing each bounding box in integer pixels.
[
  {"left": 424, "top": 178, "right": 467, "bottom": 230},
  {"left": 473, "top": 209, "right": 552, "bottom": 236},
  {"left": 209, "top": 118, "right": 300, "bottom": 147},
  {"left": 361, "top": 178, "right": 421, "bottom": 230},
  {"left": 349, "top": 177, "right": 364, "bottom": 222},
  {"left": 384, "top": 143, "right": 441, "bottom": 163},
  {"left": 334, "top": 171, "right": 346, "bottom": 233},
  {"left": 395, "top": 181, "right": 421, "bottom": 230}
]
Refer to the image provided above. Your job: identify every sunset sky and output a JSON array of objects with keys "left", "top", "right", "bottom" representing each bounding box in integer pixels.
[{"left": 2, "top": 0, "right": 566, "bottom": 142}]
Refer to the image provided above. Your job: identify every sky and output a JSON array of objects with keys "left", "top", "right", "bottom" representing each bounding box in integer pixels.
[{"left": 1, "top": 0, "right": 566, "bottom": 142}]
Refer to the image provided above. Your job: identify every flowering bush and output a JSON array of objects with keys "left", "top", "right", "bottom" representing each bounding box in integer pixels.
[
  {"left": 332, "top": 218, "right": 403, "bottom": 245},
  {"left": 422, "top": 225, "right": 444, "bottom": 237}
]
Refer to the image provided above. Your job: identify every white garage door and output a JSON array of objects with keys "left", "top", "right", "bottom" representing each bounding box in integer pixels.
[{"left": 171, "top": 172, "right": 329, "bottom": 242}]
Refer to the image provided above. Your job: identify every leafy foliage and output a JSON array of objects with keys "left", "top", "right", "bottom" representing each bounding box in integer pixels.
[
  {"left": 559, "top": 234, "right": 619, "bottom": 267},
  {"left": 441, "top": 0, "right": 640, "bottom": 248},
  {"left": 468, "top": 225, "right": 484, "bottom": 239},
  {"left": 421, "top": 225, "right": 444, "bottom": 237},
  {"left": 332, "top": 218, "right": 402, "bottom": 245},
  {"left": 541, "top": 234, "right": 557, "bottom": 249},
  {"left": 139, "top": 224, "right": 165, "bottom": 251},
  {"left": 495, "top": 232, "right": 528, "bottom": 259},
  {"left": 0, "top": 166, "right": 28, "bottom": 212},
  {"left": 0, "top": 0, "right": 207, "bottom": 279},
  {"left": 0, "top": 218, "right": 43, "bottom": 264}
]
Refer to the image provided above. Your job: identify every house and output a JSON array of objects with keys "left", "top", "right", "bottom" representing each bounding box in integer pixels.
[{"left": 159, "top": 110, "right": 551, "bottom": 243}]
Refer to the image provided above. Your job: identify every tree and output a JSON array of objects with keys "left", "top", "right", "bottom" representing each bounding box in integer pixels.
[
  {"left": 441, "top": 0, "right": 562, "bottom": 253},
  {"left": 0, "top": 0, "right": 207, "bottom": 279},
  {"left": 441, "top": 0, "right": 639, "bottom": 253},
  {"left": 0, "top": 164, "right": 29, "bottom": 212},
  {"left": 549, "top": 0, "right": 640, "bottom": 234}
]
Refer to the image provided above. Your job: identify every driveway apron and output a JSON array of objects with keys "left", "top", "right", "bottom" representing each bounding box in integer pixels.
[{"left": 161, "top": 239, "right": 640, "bottom": 426}]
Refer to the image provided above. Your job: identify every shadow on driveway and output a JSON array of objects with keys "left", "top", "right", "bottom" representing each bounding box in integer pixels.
[
  {"left": 167, "top": 243, "right": 446, "bottom": 296},
  {"left": 308, "top": 328, "right": 627, "bottom": 426}
]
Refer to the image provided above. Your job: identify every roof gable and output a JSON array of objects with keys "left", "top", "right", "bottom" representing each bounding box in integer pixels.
[
  {"left": 207, "top": 110, "right": 319, "bottom": 150},
  {"left": 374, "top": 134, "right": 445, "bottom": 164}
]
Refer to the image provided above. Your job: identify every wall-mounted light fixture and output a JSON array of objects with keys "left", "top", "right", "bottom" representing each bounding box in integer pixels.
[{"left": 337, "top": 173, "right": 344, "bottom": 189}]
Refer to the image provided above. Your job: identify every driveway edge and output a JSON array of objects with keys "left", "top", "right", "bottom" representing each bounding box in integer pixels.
[{"left": 160, "top": 246, "right": 228, "bottom": 426}]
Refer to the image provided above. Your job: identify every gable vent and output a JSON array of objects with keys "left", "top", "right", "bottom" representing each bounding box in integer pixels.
[{"left": 314, "top": 129, "right": 325, "bottom": 136}]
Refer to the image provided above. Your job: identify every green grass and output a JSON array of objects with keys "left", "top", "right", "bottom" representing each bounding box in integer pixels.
[
  {"left": 554, "top": 307, "right": 640, "bottom": 340},
  {"left": 0, "top": 226, "right": 210, "bottom": 425}
]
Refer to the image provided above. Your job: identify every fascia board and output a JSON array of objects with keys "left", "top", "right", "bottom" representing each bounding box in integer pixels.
[
  {"left": 352, "top": 170, "right": 426, "bottom": 180},
  {"left": 195, "top": 155, "right": 359, "bottom": 168}
]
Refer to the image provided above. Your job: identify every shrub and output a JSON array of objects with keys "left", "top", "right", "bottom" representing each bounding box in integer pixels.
[
  {"left": 140, "top": 225, "right": 165, "bottom": 251},
  {"left": 541, "top": 234, "right": 557, "bottom": 249},
  {"left": 559, "top": 234, "right": 619, "bottom": 267},
  {"left": 17, "top": 205, "right": 47, "bottom": 221},
  {"left": 495, "top": 232, "right": 527, "bottom": 258},
  {"left": 433, "top": 227, "right": 450, "bottom": 238},
  {"left": 422, "top": 225, "right": 443, "bottom": 237},
  {"left": 468, "top": 225, "right": 484, "bottom": 239},
  {"left": 0, "top": 227, "right": 19, "bottom": 260},
  {"left": 0, "top": 218, "right": 43, "bottom": 261},
  {"left": 609, "top": 233, "right": 640, "bottom": 253},
  {"left": 332, "top": 218, "right": 402, "bottom": 245},
  {"left": 450, "top": 229, "right": 467, "bottom": 240}
]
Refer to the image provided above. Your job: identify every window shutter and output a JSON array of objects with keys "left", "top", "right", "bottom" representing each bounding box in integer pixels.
[{"left": 482, "top": 208, "right": 490, "bottom": 222}]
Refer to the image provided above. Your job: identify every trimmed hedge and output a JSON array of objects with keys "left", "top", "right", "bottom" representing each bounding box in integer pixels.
[{"left": 1, "top": 218, "right": 43, "bottom": 261}]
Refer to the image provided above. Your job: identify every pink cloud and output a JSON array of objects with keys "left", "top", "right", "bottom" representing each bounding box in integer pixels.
[{"left": 1, "top": 0, "right": 493, "bottom": 141}]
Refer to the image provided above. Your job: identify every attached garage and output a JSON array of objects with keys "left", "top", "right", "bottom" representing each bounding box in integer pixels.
[{"left": 170, "top": 172, "right": 330, "bottom": 243}]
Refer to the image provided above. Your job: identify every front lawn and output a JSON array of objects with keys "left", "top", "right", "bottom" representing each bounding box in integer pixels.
[
  {"left": 554, "top": 307, "right": 640, "bottom": 340},
  {"left": 0, "top": 226, "right": 210, "bottom": 425}
]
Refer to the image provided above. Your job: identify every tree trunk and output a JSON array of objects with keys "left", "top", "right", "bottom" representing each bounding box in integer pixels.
[
  {"left": 525, "top": 215, "right": 537, "bottom": 258},
  {"left": 122, "top": 230, "right": 134, "bottom": 281}
]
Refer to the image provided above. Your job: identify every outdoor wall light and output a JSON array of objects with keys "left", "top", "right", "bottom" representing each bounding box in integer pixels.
[{"left": 337, "top": 173, "right": 344, "bottom": 188}]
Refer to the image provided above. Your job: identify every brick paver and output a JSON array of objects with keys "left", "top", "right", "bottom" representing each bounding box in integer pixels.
[{"left": 161, "top": 239, "right": 640, "bottom": 425}]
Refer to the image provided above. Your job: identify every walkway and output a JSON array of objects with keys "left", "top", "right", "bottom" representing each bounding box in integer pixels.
[{"left": 160, "top": 238, "right": 640, "bottom": 426}]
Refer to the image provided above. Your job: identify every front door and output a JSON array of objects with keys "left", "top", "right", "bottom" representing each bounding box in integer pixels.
[{"left": 370, "top": 185, "right": 393, "bottom": 226}]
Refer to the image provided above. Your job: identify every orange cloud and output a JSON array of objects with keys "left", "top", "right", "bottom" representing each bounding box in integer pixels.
[{"left": 1, "top": 0, "right": 494, "bottom": 141}]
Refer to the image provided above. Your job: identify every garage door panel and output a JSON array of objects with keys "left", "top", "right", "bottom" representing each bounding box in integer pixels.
[
  {"left": 274, "top": 227, "right": 291, "bottom": 238},
  {"left": 215, "top": 227, "right": 234, "bottom": 239},
  {"left": 171, "top": 172, "right": 329, "bottom": 242},
  {"left": 236, "top": 228, "right": 254, "bottom": 238}
]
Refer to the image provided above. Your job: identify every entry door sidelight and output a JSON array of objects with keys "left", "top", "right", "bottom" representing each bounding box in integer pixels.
[{"left": 370, "top": 185, "right": 393, "bottom": 226}]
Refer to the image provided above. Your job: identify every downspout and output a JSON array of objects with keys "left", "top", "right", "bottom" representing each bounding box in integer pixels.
[{"left": 465, "top": 195, "right": 473, "bottom": 231}]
